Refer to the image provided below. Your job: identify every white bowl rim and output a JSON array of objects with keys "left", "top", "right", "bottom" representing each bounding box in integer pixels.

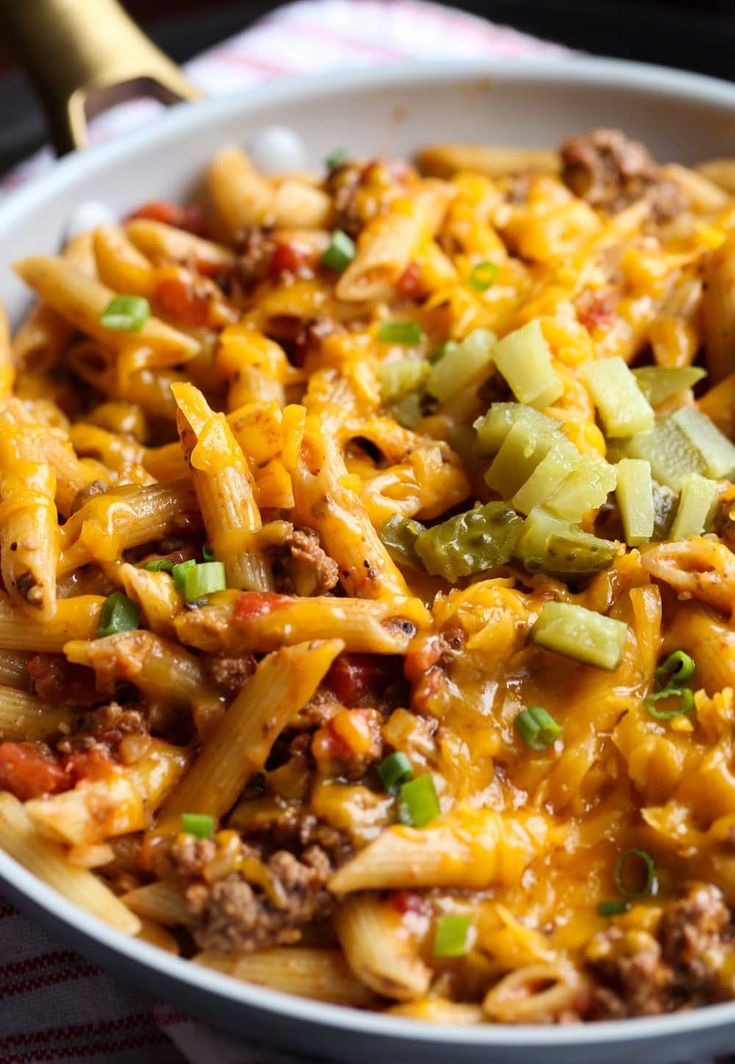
[{"left": 3, "top": 52, "right": 735, "bottom": 1048}]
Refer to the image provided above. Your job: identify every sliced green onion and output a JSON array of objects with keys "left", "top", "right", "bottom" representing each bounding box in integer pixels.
[
  {"left": 321, "top": 229, "right": 356, "bottom": 273},
  {"left": 467, "top": 261, "right": 498, "bottom": 291},
  {"left": 181, "top": 813, "right": 214, "bottom": 839},
  {"left": 183, "top": 561, "right": 226, "bottom": 603},
  {"left": 141, "top": 558, "right": 174, "bottom": 573},
  {"left": 202, "top": 545, "right": 215, "bottom": 563},
  {"left": 514, "top": 706, "right": 562, "bottom": 751},
  {"left": 172, "top": 558, "right": 196, "bottom": 590},
  {"left": 644, "top": 685, "right": 695, "bottom": 720},
  {"left": 432, "top": 914, "right": 472, "bottom": 958},
  {"left": 100, "top": 295, "right": 150, "bottom": 332},
  {"left": 597, "top": 900, "right": 630, "bottom": 917},
  {"left": 654, "top": 650, "right": 695, "bottom": 687},
  {"left": 377, "top": 320, "right": 424, "bottom": 346},
  {"left": 378, "top": 752, "right": 413, "bottom": 795},
  {"left": 325, "top": 146, "right": 348, "bottom": 169},
  {"left": 614, "top": 848, "right": 657, "bottom": 899},
  {"left": 396, "top": 774, "right": 440, "bottom": 828},
  {"left": 97, "top": 591, "right": 140, "bottom": 637}
]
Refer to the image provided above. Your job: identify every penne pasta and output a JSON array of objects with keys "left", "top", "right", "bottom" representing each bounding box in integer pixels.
[
  {"left": 0, "top": 685, "right": 73, "bottom": 740},
  {"left": 335, "top": 893, "right": 431, "bottom": 1001},
  {"left": 174, "top": 589, "right": 426, "bottom": 655},
  {"left": 195, "top": 946, "right": 376, "bottom": 1006},
  {"left": 25, "top": 740, "right": 189, "bottom": 845},
  {"left": 14, "top": 257, "right": 200, "bottom": 367},
  {"left": 0, "top": 792, "right": 140, "bottom": 934},
  {"left": 172, "top": 383, "right": 271, "bottom": 592},
  {"left": 156, "top": 639, "right": 342, "bottom": 829}
]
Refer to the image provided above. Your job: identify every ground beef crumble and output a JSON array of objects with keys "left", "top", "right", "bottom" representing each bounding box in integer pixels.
[
  {"left": 185, "top": 845, "right": 334, "bottom": 953},
  {"left": 586, "top": 884, "right": 733, "bottom": 1018},
  {"left": 204, "top": 653, "right": 257, "bottom": 696},
  {"left": 268, "top": 526, "right": 339, "bottom": 597},
  {"left": 560, "top": 128, "right": 686, "bottom": 220}
]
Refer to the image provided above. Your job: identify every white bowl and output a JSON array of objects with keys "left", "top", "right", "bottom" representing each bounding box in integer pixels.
[{"left": 2, "top": 57, "right": 735, "bottom": 1062}]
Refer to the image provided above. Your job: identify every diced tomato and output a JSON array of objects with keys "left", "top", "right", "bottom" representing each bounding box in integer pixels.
[
  {"left": 0, "top": 742, "right": 71, "bottom": 800},
  {"left": 63, "top": 747, "right": 114, "bottom": 785},
  {"left": 324, "top": 654, "right": 400, "bottom": 706},
  {"left": 127, "top": 199, "right": 207, "bottom": 236},
  {"left": 233, "top": 591, "right": 291, "bottom": 623},
  {"left": 268, "top": 241, "right": 313, "bottom": 279},
  {"left": 396, "top": 262, "right": 427, "bottom": 300},
  {"left": 155, "top": 272, "right": 211, "bottom": 328},
  {"left": 390, "top": 890, "right": 427, "bottom": 915},
  {"left": 403, "top": 636, "right": 443, "bottom": 684},
  {"left": 576, "top": 288, "right": 617, "bottom": 331}
]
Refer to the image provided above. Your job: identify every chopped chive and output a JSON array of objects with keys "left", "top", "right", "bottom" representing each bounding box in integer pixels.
[
  {"left": 514, "top": 706, "right": 561, "bottom": 751},
  {"left": 172, "top": 558, "right": 196, "bottom": 591},
  {"left": 97, "top": 591, "right": 140, "bottom": 637},
  {"left": 644, "top": 685, "right": 695, "bottom": 720},
  {"left": 183, "top": 561, "right": 226, "bottom": 603},
  {"left": 378, "top": 752, "right": 413, "bottom": 795},
  {"left": 597, "top": 900, "right": 631, "bottom": 917},
  {"left": 654, "top": 650, "right": 695, "bottom": 687},
  {"left": 325, "top": 146, "right": 348, "bottom": 170},
  {"left": 396, "top": 774, "right": 440, "bottom": 828},
  {"left": 141, "top": 558, "right": 174, "bottom": 573},
  {"left": 432, "top": 914, "right": 472, "bottom": 958},
  {"left": 181, "top": 812, "right": 214, "bottom": 839},
  {"left": 467, "top": 261, "right": 498, "bottom": 292},
  {"left": 100, "top": 294, "right": 150, "bottom": 332},
  {"left": 321, "top": 229, "right": 356, "bottom": 273},
  {"left": 377, "top": 320, "right": 424, "bottom": 345},
  {"left": 614, "top": 848, "right": 657, "bottom": 899},
  {"left": 202, "top": 545, "right": 215, "bottom": 563}
]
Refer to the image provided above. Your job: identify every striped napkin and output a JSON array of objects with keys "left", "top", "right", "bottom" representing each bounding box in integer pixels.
[{"left": 1, "top": 3, "right": 708, "bottom": 1063}]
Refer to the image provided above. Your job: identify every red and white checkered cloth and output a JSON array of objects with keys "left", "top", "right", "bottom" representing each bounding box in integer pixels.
[{"left": 0, "top": 2, "right": 616, "bottom": 1061}]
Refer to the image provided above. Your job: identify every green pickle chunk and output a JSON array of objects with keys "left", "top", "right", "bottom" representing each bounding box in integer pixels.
[
  {"left": 669, "top": 472, "right": 719, "bottom": 541},
  {"left": 474, "top": 402, "right": 560, "bottom": 457},
  {"left": 491, "top": 320, "right": 563, "bottom": 409},
  {"left": 633, "top": 366, "right": 706, "bottom": 406},
  {"left": 426, "top": 328, "right": 496, "bottom": 402},
  {"left": 415, "top": 502, "right": 523, "bottom": 582},
  {"left": 379, "top": 514, "right": 426, "bottom": 570},
  {"left": 516, "top": 509, "right": 618, "bottom": 576},
  {"left": 531, "top": 602, "right": 628, "bottom": 671}
]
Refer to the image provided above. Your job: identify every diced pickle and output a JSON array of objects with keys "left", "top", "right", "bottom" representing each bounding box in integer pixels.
[
  {"left": 618, "top": 416, "right": 704, "bottom": 490},
  {"left": 633, "top": 366, "right": 706, "bottom": 406},
  {"left": 511, "top": 444, "right": 577, "bottom": 515},
  {"left": 379, "top": 358, "right": 428, "bottom": 403},
  {"left": 516, "top": 509, "right": 618, "bottom": 575},
  {"left": 669, "top": 473, "right": 719, "bottom": 541},
  {"left": 652, "top": 481, "right": 678, "bottom": 541},
  {"left": 616, "top": 458, "right": 654, "bottom": 546},
  {"left": 491, "top": 320, "right": 564, "bottom": 409},
  {"left": 426, "top": 328, "right": 496, "bottom": 402},
  {"left": 531, "top": 602, "right": 628, "bottom": 671},
  {"left": 581, "top": 357, "right": 655, "bottom": 438},
  {"left": 474, "top": 403, "right": 561, "bottom": 456},
  {"left": 545, "top": 455, "right": 617, "bottom": 523},
  {"left": 379, "top": 514, "right": 426, "bottom": 570},
  {"left": 670, "top": 407, "right": 735, "bottom": 481},
  {"left": 485, "top": 419, "right": 563, "bottom": 498},
  {"left": 414, "top": 501, "right": 523, "bottom": 582}
]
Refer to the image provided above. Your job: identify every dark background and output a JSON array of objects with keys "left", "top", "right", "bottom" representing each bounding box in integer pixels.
[{"left": 3, "top": 0, "right": 735, "bottom": 177}]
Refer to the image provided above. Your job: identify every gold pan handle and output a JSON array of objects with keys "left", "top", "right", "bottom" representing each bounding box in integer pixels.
[{"left": 0, "top": 0, "right": 204, "bottom": 155}]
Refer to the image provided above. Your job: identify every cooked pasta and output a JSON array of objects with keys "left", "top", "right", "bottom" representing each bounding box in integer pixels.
[{"left": 5, "top": 126, "right": 735, "bottom": 1024}]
